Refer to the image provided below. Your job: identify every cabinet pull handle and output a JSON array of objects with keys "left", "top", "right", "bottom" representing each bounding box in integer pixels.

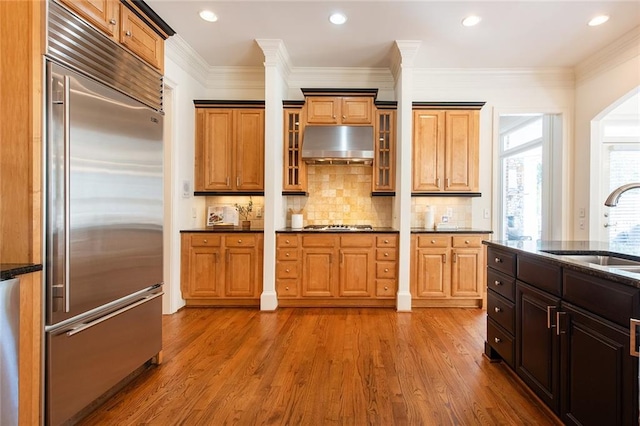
[
  {"left": 237, "top": 176, "right": 240, "bottom": 187},
  {"left": 546, "top": 306, "right": 557, "bottom": 329},
  {"left": 125, "top": 30, "right": 132, "bottom": 37},
  {"left": 493, "top": 280, "right": 501, "bottom": 286},
  {"left": 494, "top": 307, "right": 501, "bottom": 313},
  {"left": 556, "top": 311, "right": 567, "bottom": 336},
  {"left": 445, "top": 178, "right": 450, "bottom": 188},
  {"left": 631, "top": 319, "right": 640, "bottom": 357},
  {"left": 453, "top": 253, "right": 457, "bottom": 263},
  {"left": 494, "top": 337, "right": 501, "bottom": 343},
  {"left": 442, "top": 254, "right": 446, "bottom": 264},
  {"left": 109, "top": 18, "right": 117, "bottom": 25},
  {"left": 226, "top": 176, "right": 230, "bottom": 186},
  {"left": 436, "top": 178, "right": 440, "bottom": 188},
  {"left": 494, "top": 257, "right": 502, "bottom": 263}
]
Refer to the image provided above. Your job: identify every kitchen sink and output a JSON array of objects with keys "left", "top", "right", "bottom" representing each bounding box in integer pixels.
[{"left": 541, "top": 250, "right": 640, "bottom": 269}]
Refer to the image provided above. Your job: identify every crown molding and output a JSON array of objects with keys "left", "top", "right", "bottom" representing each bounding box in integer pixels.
[
  {"left": 390, "top": 40, "right": 422, "bottom": 81},
  {"left": 575, "top": 26, "right": 640, "bottom": 84},
  {"left": 255, "top": 39, "right": 293, "bottom": 81},
  {"left": 206, "top": 66, "right": 265, "bottom": 92},
  {"left": 165, "top": 35, "right": 210, "bottom": 84},
  {"left": 287, "top": 67, "right": 394, "bottom": 94}
]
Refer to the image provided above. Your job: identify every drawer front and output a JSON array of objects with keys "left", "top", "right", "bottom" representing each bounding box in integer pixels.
[
  {"left": 452, "top": 235, "right": 483, "bottom": 248},
  {"left": 487, "top": 291, "right": 515, "bottom": 334},
  {"left": 416, "top": 235, "right": 449, "bottom": 248},
  {"left": 190, "top": 234, "right": 221, "bottom": 247},
  {"left": 301, "top": 234, "right": 336, "bottom": 247},
  {"left": 517, "top": 255, "right": 561, "bottom": 296},
  {"left": 376, "top": 235, "right": 398, "bottom": 247},
  {"left": 277, "top": 235, "right": 299, "bottom": 248},
  {"left": 376, "top": 248, "right": 397, "bottom": 261},
  {"left": 486, "top": 268, "right": 516, "bottom": 301},
  {"left": 487, "top": 319, "right": 514, "bottom": 368},
  {"left": 340, "top": 235, "right": 374, "bottom": 248},
  {"left": 276, "top": 280, "right": 298, "bottom": 297},
  {"left": 225, "top": 235, "right": 257, "bottom": 247},
  {"left": 277, "top": 262, "right": 299, "bottom": 279},
  {"left": 277, "top": 248, "right": 298, "bottom": 261},
  {"left": 487, "top": 246, "right": 516, "bottom": 276},
  {"left": 376, "top": 280, "right": 396, "bottom": 298},
  {"left": 376, "top": 262, "right": 396, "bottom": 279}
]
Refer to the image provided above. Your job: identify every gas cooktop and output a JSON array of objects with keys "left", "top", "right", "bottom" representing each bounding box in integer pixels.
[{"left": 303, "top": 224, "right": 374, "bottom": 231}]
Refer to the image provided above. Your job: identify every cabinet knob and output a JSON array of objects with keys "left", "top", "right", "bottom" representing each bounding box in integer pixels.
[
  {"left": 431, "top": 240, "right": 436, "bottom": 244},
  {"left": 384, "top": 286, "right": 389, "bottom": 290},
  {"left": 384, "top": 239, "right": 389, "bottom": 244},
  {"left": 494, "top": 337, "right": 502, "bottom": 343},
  {"left": 109, "top": 18, "right": 117, "bottom": 25},
  {"left": 203, "top": 239, "right": 208, "bottom": 243},
  {"left": 238, "top": 239, "right": 242, "bottom": 243},
  {"left": 494, "top": 307, "right": 502, "bottom": 313},
  {"left": 286, "top": 239, "right": 290, "bottom": 244},
  {"left": 285, "top": 286, "right": 290, "bottom": 291},
  {"left": 465, "top": 240, "right": 470, "bottom": 244},
  {"left": 125, "top": 30, "right": 132, "bottom": 37},
  {"left": 286, "top": 252, "right": 290, "bottom": 257},
  {"left": 285, "top": 269, "right": 290, "bottom": 273},
  {"left": 342, "top": 115, "right": 346, "bottom": 119},
  {"left": 494, "top": 280, "right": 501, "bottom": 286},
  {"left": 384, "top": 252, "right": 389, "bottom": 257},
  {"left": 494, "top": 257, "right": 502, "bottom": 263},
  {"left": 384, "top": 268, "right": 389, "bottom": 272}
]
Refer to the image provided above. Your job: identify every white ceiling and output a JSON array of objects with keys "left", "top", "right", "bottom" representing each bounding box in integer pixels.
[{"left": 147, "top": 0, "right": 640, "bottom": 70}]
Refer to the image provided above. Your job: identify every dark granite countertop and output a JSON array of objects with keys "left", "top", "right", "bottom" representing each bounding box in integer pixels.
[
  {"left": 1, "top": 263, "right": 43, "bottom": 280},
  {"left": 483, "top": 240, "right": 640, "bottom": 288},
  {"left": 411, "top": 227, "right": 493, "bottom": 234},
  {"left": 277, "top": 227, "right": 398, "bottom": 233},
  {"left": 181, "top": 228, "right": 264, "bottom": 233}
]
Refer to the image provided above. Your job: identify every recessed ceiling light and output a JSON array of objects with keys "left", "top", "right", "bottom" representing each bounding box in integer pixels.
[
  {"left": 462, "top": 15, "right": 482, "bottom": 27},
  {"left": 329, "top": 13, "right": 347, "bottom": 25},
  {"left": 588, "top": 15, "right": 609, "bottom": 26},
  {"left": 199, "top": 10, "right": 218, "bottom": 23}
]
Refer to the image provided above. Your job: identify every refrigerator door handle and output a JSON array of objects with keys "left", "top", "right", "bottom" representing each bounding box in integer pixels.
[
  {"left": 65, "top": 292, "right": 163, "bottom": 337},
  {"left": 63, "top": 74, "right": 71, "bottom": 313}
]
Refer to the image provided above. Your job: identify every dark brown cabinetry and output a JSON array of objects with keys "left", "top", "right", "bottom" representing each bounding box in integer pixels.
[{"left": 485, "top": 244, "right": 639, "bottom": 426}]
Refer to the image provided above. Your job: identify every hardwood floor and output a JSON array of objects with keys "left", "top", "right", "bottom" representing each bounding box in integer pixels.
[{"left": 78, "top": 308, "right": 561, "bottom": 425}]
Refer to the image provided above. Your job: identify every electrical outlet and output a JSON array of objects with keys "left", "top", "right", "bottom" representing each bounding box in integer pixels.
[
  {"left": 182, "top": 180, "right": 191, "bottom": 198},
  {"left": 579, "top": 219, "right": 585, "bottom": 230},
  {"left": 579, "top": 207, "right": 586, "bottom": 218},
  {"left": 256, "top": 206, "right": 263, "bottom": 218}
]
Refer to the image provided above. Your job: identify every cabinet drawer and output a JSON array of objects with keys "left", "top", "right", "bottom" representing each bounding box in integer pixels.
[
  {"left": 376, "top": 280, "right": 396, "bottom": 298},
  {"left": 517, "top": 254, "right": 561, "bottom": 296},
  {"left": 376, "top": 263, "right": 396, "bottom": 279},
  {"left": 452, "top": 235, "right": 483, "bottom": 248},
  {"left": 301, "top": 235, "right": 336, "bottom": 247},
  {"left": 376, "top": 248, "right": 397, "bottom": 261},
  {"left": 341, "top": 235, "right": 374, "bottom": 248},
  {"left": 277, "top": 262, "right": 299, "bottom": 279},
  {"left": 225, "top": 235, "right": 257, "bottom": 247},
  {"left": 486, "top": 267, "right": 515, "bottom": 301},
  {"left": 276, "top": 280, "right": 298, "bottom": 297},
  {"left": 487, "top": 319, "right": 514, "bottom": 368},
  {"left": 277, "top": 248, "right": 298, "bottom": 261},
  {"left": 376, "top": 235, "right": 398, "bottom": 247},
  {"left": 277, "top": 235, "right": 298, "bottom": 248},
  {"left": 416, "top": 235, "right": 449, "bottom": 248},
  {"left": 487, "top": 246, "right": 516, "bottom": 276},
  {"left": 190, "top": 234, "right": 221, "bottom": 247},
  {"left": 487, "top": 291, "right": 515, "bottom": 334}
]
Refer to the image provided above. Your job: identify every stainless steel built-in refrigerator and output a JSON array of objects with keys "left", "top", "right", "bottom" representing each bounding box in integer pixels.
[{"left": 44, "top": 59, "right": 164, "bottom": 425}]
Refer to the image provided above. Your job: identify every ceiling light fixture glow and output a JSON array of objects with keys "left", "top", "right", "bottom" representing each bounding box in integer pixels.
[
  {"left": 588, "top": 15, "right": 609, "bottom": 26},
  {"left": 199, "top": 10, "right": 218, "bottom": 22},
  {"left": 462, "top": 15, "right": 482, "bottom": 27},
  {"left": 329, "top": 13, "right": 347, "bottom": 25}
]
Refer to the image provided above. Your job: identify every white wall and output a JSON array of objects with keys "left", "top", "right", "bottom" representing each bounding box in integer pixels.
[{"left": 574, "top": 27, "right": 640, "bottom": 240}]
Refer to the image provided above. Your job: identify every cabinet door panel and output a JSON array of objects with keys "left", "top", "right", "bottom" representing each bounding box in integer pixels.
[
  {"left": 339, "top": 249, "right": 373, "bottom": 297},
  {"left": 412, "top": 111, "right": 444, "bottom": 191},
  {"left": 414, "top": 249, "right": 448, "bottom": 298},
  {"left": 302, "top": 249, "right": 334, "bottom": 297},
  {"left": 59, "top": 0, "right": 119, "bottom": 39},
  {"left": 445, "top": 110, "right": 478, "bottom": 191},
  {"left": 120, "top": 6, "right": 163, "bottom": 70},
  {"left": 225, "top": 248, "right": 256, "bottom": 297},
  {"left": 196, "top": 110, "right": 233, "bottom": 191},
  {"left": 189, "top": 247, "right": 223, "bottom": 297},
  {"left": 306, "top": 98, "right": 339, "bottom": 124},
  {"left": 516, "top": 281, "right": 561, "bottom": 413},
  {"left": 451, "top": 249, "right": 482, "bottom": 298},
  {"left": 341, "top": 97, "right": 372, "bottom": 124},
  {"left": 235, "top": 109, "right": 264, "bottom": 190}
]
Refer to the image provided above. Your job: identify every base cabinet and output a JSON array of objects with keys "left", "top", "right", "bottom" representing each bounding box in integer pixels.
[
  {"left": 181, "top": 232, "right": 263, "bottom": 306},
  {"left": 276, "top": 233, "right": 397, "bottom": 307},
  {"left": 485, "top": 244, "right": 639, "bottom": 426}
]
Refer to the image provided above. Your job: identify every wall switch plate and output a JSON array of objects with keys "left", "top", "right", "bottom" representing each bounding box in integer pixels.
[
  {"left": 483, "top": 208, "right": 490, "bottom": 219},
  {"left": 441, "top": 215, "right": 449, "bottom": 223},
  {"left": 182, "top": 180, "right": 191, "bottom": 198},
  {"left": 191, "top": 207, "right": 197, "bottom": 219},
  {"left": 579, "top": 207, "right": 586, "bottom": 218}
]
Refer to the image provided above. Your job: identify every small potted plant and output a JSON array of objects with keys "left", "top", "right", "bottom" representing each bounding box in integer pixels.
[{"left": 234, "top": 197, "right": 253, "bottom": 229}]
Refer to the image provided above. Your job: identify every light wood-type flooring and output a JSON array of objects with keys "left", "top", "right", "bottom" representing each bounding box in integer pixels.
[{"left": 78, "top": 307, "right": 561, "bottom": 425}]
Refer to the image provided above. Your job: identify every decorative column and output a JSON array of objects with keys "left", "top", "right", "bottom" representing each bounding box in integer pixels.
[
  {"left": 256, "top": 39, "right": 291, "bottom": 310},
  {"left": 391, "top": 40, "right": 421, "bottom": 312}
]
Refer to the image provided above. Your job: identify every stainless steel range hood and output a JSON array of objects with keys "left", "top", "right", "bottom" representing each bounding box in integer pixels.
[{"left": 301, "top": 125, "right": 374, "bottom": 164}]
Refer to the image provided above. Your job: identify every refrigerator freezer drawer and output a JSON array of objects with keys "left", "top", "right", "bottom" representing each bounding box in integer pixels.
[{"left": 46, "top": 293, "right": 162, "bottom": 425}]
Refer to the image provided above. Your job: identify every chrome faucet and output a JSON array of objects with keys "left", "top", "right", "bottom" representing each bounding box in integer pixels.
[{"left": 604, "top": 183, "right": 640, "bottom": 206}]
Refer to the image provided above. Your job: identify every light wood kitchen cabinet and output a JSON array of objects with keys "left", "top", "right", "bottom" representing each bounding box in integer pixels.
[
  {"left": 412, "top": 104, "right": 484, "bottom": 194},
  {"left": 276, "top": 233, "right": 398, "bottom": 307},
  {"left": 306, "top": 96, "right": 373, "bottom": 125},
  {"left": 194, "top": 102, "right": 265, "bottom": 193},
  {"left": 411, "top": 234, "right": 487, "bottom": 307},
  {"left": 283, "top": 104, "right": 307, "bottom": 193},
  {"left": 56, "top": 0, "right": 170, "bottom": 72},
  {"left": 373, "top": 107, "right": 396, "bottom": 193},
  {"left": 180, "top": 232, "right": 263, "bottom": 306}
]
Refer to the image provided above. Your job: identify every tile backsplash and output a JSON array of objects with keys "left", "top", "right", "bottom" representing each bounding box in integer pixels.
[
  {"left": 411, "top": 197, "right": 472, "bottom": 228},
  {"left": 285, "top": 165, "right": 393, "bottom": 227}
]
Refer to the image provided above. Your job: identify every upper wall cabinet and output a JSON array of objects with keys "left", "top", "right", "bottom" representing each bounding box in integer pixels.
[
  {"left": 194, "top": 101, "right": 265, "bottom": 194},
  {"left": 56, "top": 0, "right": 173, "bottom": 72},
  {"left": 373, "top": 105, "right": 396, "bottom": 193},
  {"left": 412, "top": 103, "right": 485, "bottom": 195},
  {"left": 306, "top": 96, "right": 374, "bottom": 125},
  {"left": 283, "top": 102, "right": 307, "bottom": 193}
]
